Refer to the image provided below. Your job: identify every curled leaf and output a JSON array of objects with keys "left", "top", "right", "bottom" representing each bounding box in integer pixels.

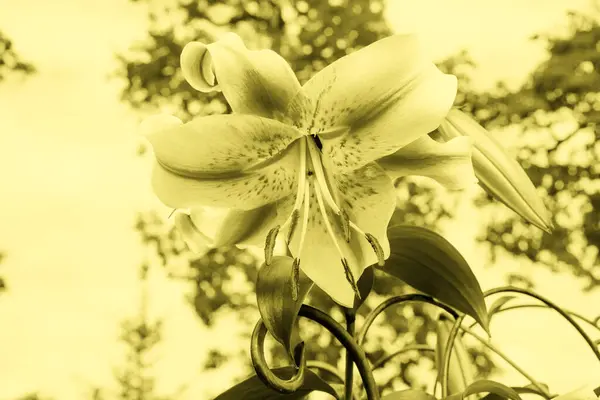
[
  {"left": 213, "top": 367, "right": 337, "bottom": 400},
  {"left": 256, "top": 256, "right": 314, "bottom": 363},
  {"left": 379, "top": 225, "right": 490, "bottom": 333}
]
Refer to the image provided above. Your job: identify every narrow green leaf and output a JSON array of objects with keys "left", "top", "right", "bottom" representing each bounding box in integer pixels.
[
  {"left": 213, "top": 367, "right": 337, "bottom": 400},
  {"left": 378, "top": 225, "right": 490, "bottom": 333},
  {"left": 488, "top": 296, "right": 517, "bottom": 317},
  {"left": 381, "top": 389, "right": 438, "bottom": 400},
  {"left": 353, "top": 266, "right": 374, "bottom": 310},
  {"left": 480, "top": 384, "right": 551, "bottom": 400},
  {"left": 454, "top": 380, "right": 522, "bottom": 400},
  {"left": 256, "top": 256, "right": 314, "bottom": 363}
]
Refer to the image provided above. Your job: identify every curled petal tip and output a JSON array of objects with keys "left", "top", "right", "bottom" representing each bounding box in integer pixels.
[{"left": 180, "top": 41, "right": 220, "bottom": 92}]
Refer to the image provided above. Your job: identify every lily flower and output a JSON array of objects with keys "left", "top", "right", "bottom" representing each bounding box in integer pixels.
[
  {"left": 438, "top": 108, "right": 554, "bottom": 233},
  {"left": 143, "top": 32, "right": 476, "bottom": 307}
]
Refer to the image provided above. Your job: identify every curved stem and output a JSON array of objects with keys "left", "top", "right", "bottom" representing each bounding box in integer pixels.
[
  {"left": 440, "top": 315, "right": 464, "bottom": 399},
  {"left": 485, "top": 286, "right": 600, "bottom": 363},
  {"left": 460, "top": 323, "right": 551, "bottom": 398},
  {"left": 466, "top": 303, "right": 600, "bottom": 333},
  {"left": 357, "top": 294, "right": 459, "bottom": 346},
  {"left": 372, "top": 344, "right": 435, "bottom": 370},
  {"left": 250, "top": 320, "right": 307, "bottom": 393},
  {"left": 344, "top": 307, "right": 357, "bottom": 400},
  {"left": 299, "top": 305, "right": 380, "bottom": 400}
]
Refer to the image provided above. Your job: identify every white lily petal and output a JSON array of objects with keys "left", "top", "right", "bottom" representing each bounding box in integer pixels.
[
  {"left": 181, "top": 33, "right": 301, "bottom": 119},
  {"left": 151, "top": 141, "right": 299, "bottom": 210},
  {"left": 146, "top": 113, "right": 303, "bottom": 176},
  {"left": 173, "top": 212, "right": 212, "bottom": 256},
  {"left": 378, "top": 136, "right": 477, "bottom": 190}
]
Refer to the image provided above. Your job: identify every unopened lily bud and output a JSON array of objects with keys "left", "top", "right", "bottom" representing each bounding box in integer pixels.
[
  {"left": 435, "top": 314, "right": 476, "bottom": 395},
  {"left": 438, "top": 108, "right": 553, "bottom": 233},
  {"left": 552, "top": 383, "right": 600, "bottom": 400}
]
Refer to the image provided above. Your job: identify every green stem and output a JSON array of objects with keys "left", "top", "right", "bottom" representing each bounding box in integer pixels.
[
  {"left": 372, "top": 344, "right": 435, "bottom": 370},
  {"left": 485, "top": 286, "right": 600, "bottom": 363},
  {"left": 357, "top": 294, "right": 459, "bottom": 346},
  {"left": 460, "top": 324, "right": 551, "bottom": 399},
  {"left": 299, "top": 305, "right": 380, "bottom": 400},
  {"left": 344, "top": 307, "right": 357, "bottom": 400},
  {"left": 440, "top": 315, "right": 464, "bottom": 399}
]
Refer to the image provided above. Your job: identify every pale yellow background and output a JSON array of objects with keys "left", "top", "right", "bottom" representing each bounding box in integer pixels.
[{"left": 0, "top": 0, "right": 598, "bottom": 399}]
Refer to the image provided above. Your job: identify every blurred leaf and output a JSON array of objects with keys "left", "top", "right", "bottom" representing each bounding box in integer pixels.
[
  {"left": 379, "top": 225, "right": 489, "bottom": 333},
  {"left": 256, "top": 256, "right": 313, "bottom": 363},
  {"left": 213, "top": 367, "right": 337, "bottom": 400},
  {"left": 448, "top": 380, "right": 523, "bottom": 400},
  {"left": 353, "top": 266, "right": 374, "bottom": 310},
  {"left": 381, "top": 389, "right": 437, "bottom": 400}
]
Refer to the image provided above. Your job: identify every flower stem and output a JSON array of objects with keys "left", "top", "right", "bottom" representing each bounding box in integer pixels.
[
  {"left": 485, "top": 286, "right": 600, "bottom": 363},
  {"left": 357, "top": 294, "right": 459, "bottom": 346},
  {"left": 344, "top": 307, "right": 357, "bottom": 400},
  {"left": 440, "top": 315, "right": 464, "bottom": 399},
  {"left": 299, "top": 305, "right": 380, "bottom": 400}
]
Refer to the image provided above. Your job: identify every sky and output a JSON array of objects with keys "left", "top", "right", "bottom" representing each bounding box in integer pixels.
[{"left": 0, "top": 0, "right": 598, "bottom": 399}]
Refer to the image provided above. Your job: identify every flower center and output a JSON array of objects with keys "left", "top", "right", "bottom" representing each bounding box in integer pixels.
[{"left": 264, "top": 134, "right": 384, "bottom": 301}]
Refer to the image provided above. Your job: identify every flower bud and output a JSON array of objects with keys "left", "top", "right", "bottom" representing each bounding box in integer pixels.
[
  {"left": 438, "top": 108, "right": 553, "bottom": 233},
  {"left": 435, "top": 314, "right": 476, "bottom": 395}
]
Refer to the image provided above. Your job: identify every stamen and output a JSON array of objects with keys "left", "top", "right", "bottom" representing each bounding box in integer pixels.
[
  {"left": 291, "top": 258, "right": 300, "bottom": 301},
  {"left": 168, "top": 209, "right": 177, "bottom": 219},
  {"left": 341, "top": 258, "right": 361, "bottom": 300},
  {"left": 264, "top": 225, "right": 279, "bottom": 266},
  {"left": 313, "top": 178, "right": 346, "bottom": 260},
  {"left": 306, "top": 139, "right": 342, "bottom": 215},
  {"left": 365, "top": 233, "right": 385, "bottom": 266},
  {"left": 281, "top": 139, "right": 307, "bottom": 233}
]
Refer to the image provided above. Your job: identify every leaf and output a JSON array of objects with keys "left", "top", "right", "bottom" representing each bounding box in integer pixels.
[
  {"left": 448, "top": 380, "right": 522, "bottom": 400},
  {"left": 256, "top": 256, "right": 314, "bottom": 363},
  {"left": 488, "top": 296, "right": 517, "bottom": 317},
  {"left": 379, "top": 225, "right": 490, "bottom": 333},
  {"left": 382, "top": 389, "right": 438, "bottom": 400},
  {"left": 353, "top": 266, "right": 374, "bottom": 310},
  {"left": 213, "top": 367, "right": 337, "bottom": 400}
]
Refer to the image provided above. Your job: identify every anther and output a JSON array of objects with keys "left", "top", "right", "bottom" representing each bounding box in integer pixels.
[
  {"left": 341, "top": 258, "right": 361, "bottom": 300},
  {"left": 291, "top": 258, "right": 301, "bottom": 301},
  {"left": 286, "top": 209, "right": 300, "bottom": 244},
  {"left": 364, "top": 233, "right": 385, "bottom": 266},
  {"left": 264, "top": 225, "right": 280, "bottom": 266},
  {"left": 339, "top": 209, "right": 351, "bottom": 243}
]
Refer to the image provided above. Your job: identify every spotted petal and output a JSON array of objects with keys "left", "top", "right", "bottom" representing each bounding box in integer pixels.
[
  {"left": 287, "top": 34, "right": 457, "bottom": 172},
  {"left": 288, "top": 163, "right": 396, "bottom": 307},
  {"left": 145, "top": 113, "right": 303, "bottom": 210},
  {"left": 181, "top": 32, "right": 301, "bottom": 119},
  {"left": 377, "top": 135, "right": 477, "bottom": 190}
]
